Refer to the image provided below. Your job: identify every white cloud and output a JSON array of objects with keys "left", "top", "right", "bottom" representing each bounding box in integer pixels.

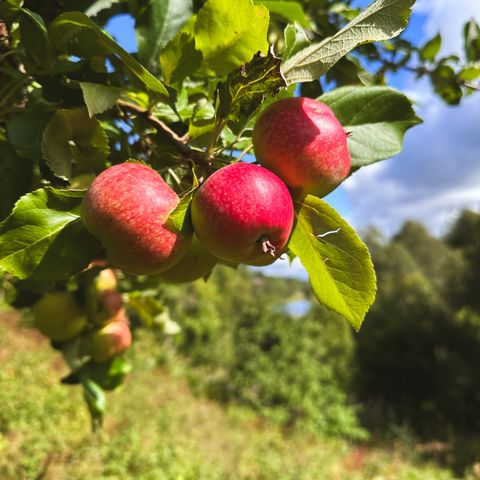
[
  {"left": 340, "top": 1, "right": 480, "bottom": 238},
  {"left": 415, "top": 0, "right": 480, "bottom": 55}
]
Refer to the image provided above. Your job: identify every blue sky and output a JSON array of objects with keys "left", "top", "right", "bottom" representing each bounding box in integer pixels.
[{"left": 104, "top": 1, "right": 480, "bottom": 278}]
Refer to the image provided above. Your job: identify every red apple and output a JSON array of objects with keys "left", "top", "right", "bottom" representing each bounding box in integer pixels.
[
  {"left": 191, "top": 163, "right": 294, "bottom": 266},
  {"left": 33, "top": 291, "right": 87, "bottom": 342},
  {"left": 252, "top": 97, "right": 351, "bottom": 198},
  {"left": 158, "top": 235, "right": 218, "bottom": 283},
  {"left": 81, "top": 163, "right": 191, "bottom": 275},
  {"left": 90, "top": 319, "right": 132, "bottom": 363}
]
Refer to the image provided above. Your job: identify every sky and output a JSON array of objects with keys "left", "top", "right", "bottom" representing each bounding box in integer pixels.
[{"left": 105, "top": 1, "right": 480, "bottom": 279}]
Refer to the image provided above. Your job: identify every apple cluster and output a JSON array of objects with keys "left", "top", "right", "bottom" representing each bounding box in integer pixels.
[
  {"left": 80, "top": 97, "right": 351, "bottom": 282},
  {"left": 33, "top": 268, "right": 132, "bottom": 362}
]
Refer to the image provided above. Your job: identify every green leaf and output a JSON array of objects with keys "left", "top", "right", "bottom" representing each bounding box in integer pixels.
[
  {"left": 82, "top": 379, "right": 105, "bottom": 430},
  {"left": 420, "top": 33, "right": 441, "bottom": 61},
  {"left": 0, "top": 188, "right": 100, "bottom": 281},
  {"left": 160, "top": 32, "right": 202, "bottom": 86},
  {"left": 0, "top": 142, "right": 33, "bottom": 220},
  {"left": 19, "top": 9, "right": 56, "bottom": 70},
  {"left": 464, "top": 19, "right": 480, "bottom": 62},
  {"left": 165, "top": 173, "right": 198, "bottom": 234},
  {"left": 458, "top": 66, "right": 480, "bottom": 81},
  {"left": 289, "top": 196, "right": 376, "bottom": 330},
  {"left": 256, "top": 1, "right": 310, "bottom": 28},
  {"left": 282, "top": 23, "right": 310, "bottom": 60},
  {"left": 7, "top": 111, "right": 51, "bottom": 159},
  {"left": 215, "top": 51, "right": 286, "bottom": 131},
  {"left": 319, "top": 86, "right": 422, "bottom": 169},
  {"left": 431, "top": 65, "right": 462, "bottom": 105},
  {"left": 194, "top": 0, "right": 270, "bottom": 77},
  {"left": 49, "top": 12, "right": 168, "bottom": 97},
  {"left": 79, "top": 82, "right": 123, "bottom": 116},
  {"left": 281, "top": 0, "right": 415, "bottom": 84},
  {"left": 135, "top": 0, "right": 193, "bottom": 70},
  {"left": 42, "top": 108, "right": 110, "bottom": 181},
  {"left": 81, "top": 357, "right": 132, "bottom": 391}
]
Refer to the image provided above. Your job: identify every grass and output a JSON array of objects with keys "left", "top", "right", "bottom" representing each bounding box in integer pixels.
[{"left": 0, "top": 310, "right": 475, "bottom": 480}]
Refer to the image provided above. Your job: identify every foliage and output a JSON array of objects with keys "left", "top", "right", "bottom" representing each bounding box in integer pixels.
[
  {"left": 0, "top": 0, "right": 478, "bottom": 426},
  {"left": 0, "top": 311, "right": 469, "bottom": 480},
  {"left": 355, "top": 212, "right": 480, "bottom": 455}
]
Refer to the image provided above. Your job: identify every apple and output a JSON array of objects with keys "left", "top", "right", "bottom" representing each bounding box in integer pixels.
[
  {"left": 158, "top": 235, "right": 218, "bottom": 283},
  {"left": 81, "top": 162, "right": 191, "bottom": 275},
  {"left": 33, "top": 291, "right": 87, "bottom": 342},
  {"left": 252, "top": 97, "right": 351, "bottom": 198},
  {"left": 89, "top": 319, "right": 132, "bottom": 363},
  {"left": 191, "top": 162, "right": 294, "bottom": 266}
]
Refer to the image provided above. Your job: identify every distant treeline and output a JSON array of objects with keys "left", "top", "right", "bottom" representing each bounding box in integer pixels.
[{"left": 146, "top": 209, "right": 480, "bottom": 451}]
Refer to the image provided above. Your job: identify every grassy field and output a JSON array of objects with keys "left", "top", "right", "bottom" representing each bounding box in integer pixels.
[{"left": 0, "top": 310, "right": 475, "bottom": 480}]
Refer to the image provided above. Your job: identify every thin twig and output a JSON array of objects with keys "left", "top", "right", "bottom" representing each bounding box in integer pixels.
[{"left": 116, "top": 99, "right": 190, "bottom": 155}]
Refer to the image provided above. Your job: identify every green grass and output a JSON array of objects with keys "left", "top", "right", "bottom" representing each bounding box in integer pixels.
[{"left": 0, "top": 310, "right": 472, "bottom": 480}]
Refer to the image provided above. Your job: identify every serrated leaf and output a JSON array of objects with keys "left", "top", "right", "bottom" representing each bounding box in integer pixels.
[
  {"left": 80, "top": 82, "right": 123, "bottom": 116},
  {"left": 194, "top": 0, "right": 269, "bottom": 77},
  {"left": 282, "top": 23, "right": 310, "bottom": 60},
  {"left": 42, "top": 109, "right": 110, "bottom": 181},
  {"left": 0, "top": 188, "right": 101, "bottom": 281},
  {"left": 0, "top": 142, "right": 33, "bottom": 220},
  {"left": 289, "top": 196, "right": 376, "bottom": 330},
  {"left": 49, "top": 12, "right": 168, "bottom": 97},
  {"left": 160, "top": 31, "right": 202, "bottom": 85},
  {"left": 165, "top": 173, "right": 198, "bottom": 233},
  {"left": 216, "top": 51, "right": 286, "bottom": 130},
  {"left": 135, "top": 0, "right": 193, "bottom": 70},
  {"left": 319, "top": 86, "right": 422, "bottom": 169},
  {"left": 281, "top": 0, "right": 415, "bottom": 84},
  {"left": 256, "top": 1, "right": 310, "bottom": 28},
  {"left": 19, "top": 9, "right": 56, "bottom": 70},
  {"left": 420, "top": 32, "right": 441, "bottom": 61}
]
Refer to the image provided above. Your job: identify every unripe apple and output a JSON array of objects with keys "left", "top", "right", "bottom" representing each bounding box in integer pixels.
[
  {"left": 90, "top": 319, "right": 132, "bottom": 363},
  {"left": 33, "top": 291, "right": 87, "bottom": 342},
  {"left": 94, "top": 268, "right": 118, "bottom": 292},
  {"left": 81, "top": 163, "right": 191, "bottom": 275},
  {"left": 191, "top": 163, "right": 294, "bottom": 266},
  {"left": 158, "top": 235, "right": 218, "bottom": 283},
  {"left": 252, "top": 97, "right": 351, "bottom": 198}
]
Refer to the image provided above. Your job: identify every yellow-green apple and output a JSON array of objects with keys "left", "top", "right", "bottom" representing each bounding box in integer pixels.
[
  {"left": 90, "top": 319, "right": 132, "bottom": 363},
  {"left": 191, "top": 162, "right": 294, "bottom": 266},
  {"left": 252, "top": 97, "right": 351, "bottom": 198},
  {"left": 158, "top": 235, "right": 218, "bottom": 283},
  {"left": 81, "top": 163, "right": 191, "bottom": 275},
  {"left": 33, "top": 291, "right": 87, "bottom": 342}
]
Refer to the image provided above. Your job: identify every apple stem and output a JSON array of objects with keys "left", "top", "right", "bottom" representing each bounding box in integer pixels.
[{"left": 260, "top": 237, "right": 276, "bottom": 257}]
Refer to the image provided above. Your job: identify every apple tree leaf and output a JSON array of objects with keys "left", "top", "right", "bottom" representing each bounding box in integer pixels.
[
  {"left": 256, "top": 1, "right": 310, "bottom": 28},
  {"left": 215, "top": 50, "right": 286, "bottom": 131},
  {"left": 42, "top": 108, "right": 110, "bottom": 181},
  {"left": 289, "top": 195, "right": 376, "bottom": 330},
  {"left": 160, "top": 32, "right": 202, "bottom": 86},
  {"left": 464, "top": 19, "right": 480, "bottom": 62},
  {"left": 0, "top": 188, "right": 101, "bottom": 282},
  {"left": 165, "top": 173, "right": 198, "bottom": 234},
  {"left": 135, "top": 0, "right": 193, "bottom": 70},
  {"left": 49, "top": 12, "right": 169, "bottom": 97},
  {"left": 319, "top": 86, "right": 422, "bottom": 169},
  {"left": 79, "top": 82, "right": 123, "bottom": 117},
  {"left": 420, "top": 33, "right": 441, "bottom": 61},
  {"left": 194, "top": 0, "right": 270, "bottom": 77},
  {"left": 282, "top": 23, "right": 310, "bottom": 60},
  {"left": 19, "top": 8, "right": 56, "bottom": 70},
  {"left": 281, "top": 0, "right": 415, "bottom": 84}
]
